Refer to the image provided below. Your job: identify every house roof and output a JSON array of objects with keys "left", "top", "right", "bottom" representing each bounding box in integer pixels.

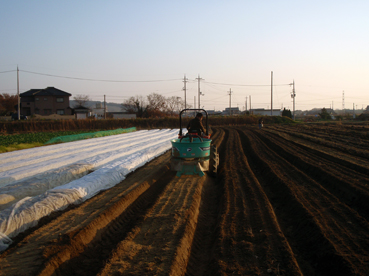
[
  {"left": 252, "top": 108, "right": 281, "bottom": 111},
  {"left": 73, "top": 105, "right": 91, "bottom": 111},
  {"left": 20, "top": 87, "right": 72, "bottom": 97}
]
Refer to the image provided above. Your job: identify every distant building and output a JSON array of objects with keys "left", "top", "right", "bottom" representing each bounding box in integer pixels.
[
  {"left": 251, "top": 108, "right": 282, "bottom": 116},
  {"left": 19, "top": 87, "right": 72, "bottom": 116},
  {"left": 74, "top": 105, "right": 91, "bottom": 119},
  {"left": 223, "top": 107, "right": 241, "bottom": 115},
  {"left": 91, "top": 102, "right": 107, "bottom": 117},
  {"left": 206, "top": 110, "right": 222, "bottom": 116}
]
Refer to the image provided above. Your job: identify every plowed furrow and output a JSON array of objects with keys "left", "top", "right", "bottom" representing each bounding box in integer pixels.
[
  {"left": 265, "top": 126, "right": 369, "bottom": 179},
  {"left": 269, "top": 125, "right": 369, "bottom": 160},
  {"left": 212, "top": 127, "right": 301, "bottom": 275},
  {"left": 2, "top": 124, "right": 369, "bottom": 275},
  {"left": 240, "top": 127, "right": 369, "bottom": 275},
  {"left": 280, "top": 126, "right": 369, "bottom": 149},
  {"left": 184, "top": 178, "right": 222, "bottom": 276},
  {"left": 184, "top": 127, "right": 225, "bottom": 276},
  {"left": 258, "top": 128, "right": 369, "bottom": 221},
  {"left": 52, "top": 170, "right": 177, "bottom": 276},
  {"left": 270, "top": 124, "right": 369, "bottom": 146},
  {"left": 98, "top": 176, "right": 206, "bottom": 276}
]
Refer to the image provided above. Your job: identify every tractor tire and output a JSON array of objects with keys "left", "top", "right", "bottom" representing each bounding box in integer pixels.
[{"left": 209, "top": 145, "right": 219, "bottom": 177}]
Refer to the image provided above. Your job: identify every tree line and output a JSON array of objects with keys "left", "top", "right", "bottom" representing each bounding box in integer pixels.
[
  {"left": 0, "top": 92, "right": 191, "bottom": 118},
  {"left": 121, "top": 93, "right": 191, "bottom": 118}
]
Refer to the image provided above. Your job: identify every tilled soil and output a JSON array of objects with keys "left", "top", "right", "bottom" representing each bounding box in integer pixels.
[{"left": 1, "top": 125, "right": 369, "bottom": 275}]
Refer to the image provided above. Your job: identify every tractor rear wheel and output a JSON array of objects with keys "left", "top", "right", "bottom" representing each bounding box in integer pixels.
[{"left": 209, "top": 145, "right": 219, "bottom": 177}]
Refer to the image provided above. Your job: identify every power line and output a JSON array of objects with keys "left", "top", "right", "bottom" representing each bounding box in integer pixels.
[
  {"left": 19, "top": 70, "right": 182, "bottom": 83},
  {"left": 202, "top": 82, "right": 229, "bottom": 93},
  {"left": 204, "top": 81, "right": 290, "bottom": 87},
  {"left": 206, "top": 95, "right": 228, "bottom": 102},
  {"left": 0, "top": 70, "right": 16, "bottom": 74}
]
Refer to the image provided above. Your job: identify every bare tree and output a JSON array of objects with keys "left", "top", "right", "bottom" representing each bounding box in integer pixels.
[
  {"left": 166, "top": 96, "right": 179, "bottom": 116},
  {"left": 165, "top": 96, "right": 189, "bottom": 116},
  {"left": 176, "top": 97, "right": 190, "bottom": 113},
  {"left": 0, "top": 93, "right": 18, "bottom": 115},
  {"left": 122, "top": 93, "right": 190, "bottom": 118},
  {"left": 73, "top": 94, "right": 91, "bottom": 107},
  {"left": 147, "top": 93, "right": 166, "bottom": 114},
  {"left": 121, "top": 96, "right": 147, "bottom": 118}
]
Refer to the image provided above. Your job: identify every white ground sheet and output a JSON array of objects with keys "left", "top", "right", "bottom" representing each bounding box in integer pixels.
[{"left": 0, "top": 129, "right": 180, "bottom": 251}]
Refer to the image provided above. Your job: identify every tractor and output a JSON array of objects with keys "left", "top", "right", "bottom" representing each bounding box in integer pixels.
[{"left": 171, "top": 109, "right": 219, "bottom": 177}]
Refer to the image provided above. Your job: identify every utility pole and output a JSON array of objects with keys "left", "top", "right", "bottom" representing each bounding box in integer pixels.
[
  {"left": 196, "top": 75, "right": 204, "bottom": 109},
  {"left": 194, "top": 96, "right": 196, "bottom": 112},
  {"left": 183, "top": 74, "right": 188, "bottom": 109},
  {"left": 104, "top": 95, "right": 106, "bottom": 119},
  {"left": 271, "top": 71, "right": 273, "bottom": 116},
  {"left": 228, "top": 89, "right": 232, "bottom": 116},
  {"left": 353, "top": 103, "right": 355, "bottom": 119},
  {"left": 290, "top": 80, "right": 296, "bottom": 120},
  {"left": 17, "top": 66, "right": 20, "bottom": 120},
  {"left": 342, "top": 91, "right": 345, "bottom": 110},
  {"left": 245, "top": 96, "right": 248, "bottom": 113},
  {"left": 249, "top": 95, "right": 252, "bottom": 114}
]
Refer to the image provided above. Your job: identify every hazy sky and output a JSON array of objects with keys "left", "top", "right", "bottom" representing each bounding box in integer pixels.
[{"left": 1, "top": 0, "right": 368, "bottom": 111}]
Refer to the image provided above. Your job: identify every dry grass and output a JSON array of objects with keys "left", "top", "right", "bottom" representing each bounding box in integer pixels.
[{"left": 0, "top": 116, "right": 294, "bottom": 134}]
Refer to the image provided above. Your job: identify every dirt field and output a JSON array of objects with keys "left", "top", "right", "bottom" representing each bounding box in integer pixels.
[{"left": 1, "top": 124, "right": 369, "bottom": 276}]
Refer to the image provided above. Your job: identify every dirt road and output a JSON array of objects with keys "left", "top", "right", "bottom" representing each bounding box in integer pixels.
[{"left": 1, "top": 125, "right": 368, "bottom": 275}]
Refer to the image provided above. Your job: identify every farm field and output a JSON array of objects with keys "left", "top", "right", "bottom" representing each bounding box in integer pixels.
[{"left": 1, "top": 124, "right": 369, "bottom": 275}]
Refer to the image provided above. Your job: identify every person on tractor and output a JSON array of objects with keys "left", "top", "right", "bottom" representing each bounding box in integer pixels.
[{"left": 187, "top": 113, "right": 206, "bottom": 136}]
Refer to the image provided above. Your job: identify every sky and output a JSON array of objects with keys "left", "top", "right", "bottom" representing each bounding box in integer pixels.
[{"left": 1, "top": 0, "right": 368, "bottom": 112}]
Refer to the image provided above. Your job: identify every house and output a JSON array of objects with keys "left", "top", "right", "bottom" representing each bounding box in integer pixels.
[
  {"left": 19, "top": 87, "right": 72, "bottom": 116},
  {"left": 206, "top": 110, "right": 222, "bottom": 116},
  {"left": 74, "top": 105, "right": 91, "bottom": 119},
  {"left": 251, "top": 108, "right": 282, "bottom": 116},
  {"left": 91, "top": 102, "right": 107, "bottom": 118},
  {"left": 222, "top": 107, "right": 241, "bottom": 115}
]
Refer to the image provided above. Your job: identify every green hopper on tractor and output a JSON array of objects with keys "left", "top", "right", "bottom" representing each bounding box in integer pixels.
[{"left": 171, "top": 109, "right": 219, "bottom": 177}]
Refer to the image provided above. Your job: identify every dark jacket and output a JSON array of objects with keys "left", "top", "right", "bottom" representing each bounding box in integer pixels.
[{"left": 187, "top": 118, "right": 206, "bottom": 135}]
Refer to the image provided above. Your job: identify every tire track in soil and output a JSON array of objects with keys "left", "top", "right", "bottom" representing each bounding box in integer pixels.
[
  {"left": 183, "top": 127, "right": 226, "bottom": 276},
  {"left": 209, "top": 127, "right": 302, "bottom": 276},
  {"left": 239, "top": 127, "right": 369, "bottom": 275}
]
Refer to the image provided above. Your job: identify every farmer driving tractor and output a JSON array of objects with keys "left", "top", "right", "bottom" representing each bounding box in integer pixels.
[
  {"left": 187, "top": 113, "right": 206, "bottom": 136},
  {"left": 171, "top": 109, "right": 219, "bottom": 177}
]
